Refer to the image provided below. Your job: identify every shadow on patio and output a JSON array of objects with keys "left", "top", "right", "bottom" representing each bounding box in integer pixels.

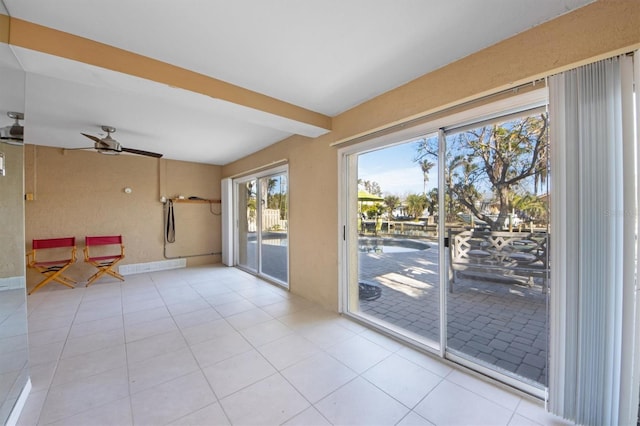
[{"left": 358, "top": 243, "right": 548, "bottom": 386}]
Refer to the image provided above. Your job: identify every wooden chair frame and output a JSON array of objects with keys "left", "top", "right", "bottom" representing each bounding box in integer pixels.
[
  {"left": 84, "top": 235, "right": 126, "bottom": 287},
  {"left": 26, "top": 237, "right": 77, "bottom": 295}
]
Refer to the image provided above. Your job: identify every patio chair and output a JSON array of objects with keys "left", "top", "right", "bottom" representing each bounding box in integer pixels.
[
  {"left": 84, "top": 235, "right": 125, "bottom": 286},
  {"left": 26, "top": 237, "right": 77, "bottom": 295}
]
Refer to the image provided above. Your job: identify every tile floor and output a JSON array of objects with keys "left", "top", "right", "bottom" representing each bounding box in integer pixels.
[{"left": 17, "top": 265, "right": 571, "bottom": 425}]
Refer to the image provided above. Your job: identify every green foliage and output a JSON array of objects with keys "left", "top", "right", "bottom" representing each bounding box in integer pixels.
[
  {"left": 405, "top": 193, "right": 428, "bottom": 219},
  {"left": 512, "top": 193, "right": 548, "bottom": 222},
  {"left": 265, "top": 176, "right": 288, "bottom": 220},
  {"left": 364, "top": 203, "right": 384, "bottom": 219},
  {"left": 416, "top": 114, "right": 549, "bottom": 229},
  {"left": 383, "top": 195, "right": 401, "bottom": 218},
  {"left": 426, "top": 188, "right": 439, "bottom": 216}
]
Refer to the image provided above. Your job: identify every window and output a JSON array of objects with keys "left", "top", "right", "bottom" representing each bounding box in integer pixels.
[{"left": 340, "top": 88, "right": 549, "bottom": 396}]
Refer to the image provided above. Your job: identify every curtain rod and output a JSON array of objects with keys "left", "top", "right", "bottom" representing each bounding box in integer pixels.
[{"left": 330, "top": 79, "right": 546, "bottom": 148}]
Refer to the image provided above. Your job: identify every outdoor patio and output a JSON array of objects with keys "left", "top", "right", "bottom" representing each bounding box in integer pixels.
[{"left": 358, "top": 240, "right": 548, "bottom": 386}]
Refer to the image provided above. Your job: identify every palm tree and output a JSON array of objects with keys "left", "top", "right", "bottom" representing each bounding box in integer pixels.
[
  {"left": 420, "top": 160, "right": 435, "bottom": 194},
  {"left": 512, "top": 193, "right": 548, "bottom": 225},
  {"left": 405, "top": 193, "right": 428, "bottom": 219},
  {"left": 383, "top": 195, "right": 401, "bottom": 219}
]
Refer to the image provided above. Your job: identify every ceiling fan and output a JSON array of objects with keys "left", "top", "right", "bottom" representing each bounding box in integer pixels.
[
  {"left": 0, "top": 112, "right": 24, "bottom": 145},
  {"left": 80, "top": 126, "right": 163, "bottom": 158}
]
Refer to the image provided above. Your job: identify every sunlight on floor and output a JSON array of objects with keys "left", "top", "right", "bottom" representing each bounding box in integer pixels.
[
  {"left": 404, "top": 265, "right": 438, "bottom": 277},
  {"left": 378, "top": 273, "right": 432, "bottom": 298}
]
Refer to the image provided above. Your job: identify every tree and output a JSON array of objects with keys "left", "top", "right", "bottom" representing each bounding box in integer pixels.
[
  {"left": 246, "top": 181, "right": 256, "bottom": 217},
  {"left": 416, "top": 114, "right": 548, "bottom": 230},
  {"left": 264, "top": 176, "right": 288, "bottom": 219},
  {"left": 266, "top": 178, "right": 277, "bottom": 209},
  {"left": 383, "top": 195, "right": 401, "bottom": 219},
  {"left": 512, "top": 193, "right": 547, "bottom": 224},
  {"left": 405, "top": 193, "right": 428, "bottom": 219},
  {"left": 358, "top": 179, "right": 382, "bottom": 196},
  {"left": 425, "top": 188, "right": 439, "bottom": 216},
  {"left": 364, "top": 203, "right": 384, "bottom": 219},
  {"left": 419, "top": 160, "right": 435, "bottom": 194}
]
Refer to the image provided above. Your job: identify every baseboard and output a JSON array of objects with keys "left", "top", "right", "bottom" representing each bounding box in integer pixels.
[
  {"left": 0, "top": 276, "right": 26, "bottom": 291},
  {"left": 6, "top": 378, "right": 31, "bottom": 426},
  {"left": 118, "top": 258, "right": 187, "bottom": 275}
]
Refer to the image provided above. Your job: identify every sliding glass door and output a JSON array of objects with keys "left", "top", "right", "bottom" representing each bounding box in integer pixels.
[
  {"left": 235, "top": 166, "right": 289, "bottom": 287},
  {"left": 347, "top": 137, "right": 442, "bottom": 348},
  {"left": 237, "top": 179, "right": 258, "bottom": 272},
  {"left": 341, "top": 98, "right": 550, "bottom": 395},
  {"left": 259, "top": 173, "right": 288, "bottom": 284},
  {"left": 442, "top": 109, "right": 550, "bottom": 390}
]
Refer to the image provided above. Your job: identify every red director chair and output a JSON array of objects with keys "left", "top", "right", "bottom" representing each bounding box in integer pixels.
[
  {"left": 84, "top": 235, "right": 125, "bottom": 287},
  {"left": 26, "top": 237, "right": 77, "bottom": 295}
]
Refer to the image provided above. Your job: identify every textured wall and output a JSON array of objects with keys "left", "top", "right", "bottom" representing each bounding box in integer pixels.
[
  {"left": 222, "top": 0, "right": 640, "bottom": 310},
  {"left": 24, "top": 145, "right": 221, "bottom": 290}
]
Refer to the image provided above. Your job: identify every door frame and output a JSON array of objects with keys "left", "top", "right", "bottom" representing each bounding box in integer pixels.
[
  {"left": 338, "top": 87, "right": 549, "bottom": 397},
  {"left": 233, "top": 164, "right": 289, "bottom": 288}
]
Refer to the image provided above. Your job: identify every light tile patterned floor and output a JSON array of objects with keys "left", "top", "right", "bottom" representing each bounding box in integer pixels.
[{"left": 17, "top": 265, "right": 570, "bottom": 426}]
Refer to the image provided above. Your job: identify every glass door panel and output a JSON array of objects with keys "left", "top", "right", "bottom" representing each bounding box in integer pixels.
[
  {"left": 259, "top": 173, "right": 289, "bottom": 286},
  {"left": 237, "top": 179, "right": 257, "bottom": 272},
  {"left": 342, "top": 100, "right": 550, "bottom": 395},
  {"left": 235, "top": 168, "right": 289, "bottom": 288},
  {"left": 348, "top": 136, "right": 441, "bottom": 347},
  {"left": 442, "top": 111, "right": 550, "bottom": 388}
]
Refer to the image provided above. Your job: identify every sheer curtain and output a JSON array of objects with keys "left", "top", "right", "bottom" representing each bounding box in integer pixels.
[{"left": 548, "top": 52, "right": 639, "bottom": 426}]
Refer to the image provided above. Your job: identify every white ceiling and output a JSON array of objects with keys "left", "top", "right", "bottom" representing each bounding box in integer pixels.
[{"left": 2, "top": 0, "right": 593, "bottom": 165}]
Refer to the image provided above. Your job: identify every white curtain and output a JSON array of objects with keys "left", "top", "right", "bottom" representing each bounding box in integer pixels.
[{"left": 548, "top": 53, "right": 639, "bottom": 426}]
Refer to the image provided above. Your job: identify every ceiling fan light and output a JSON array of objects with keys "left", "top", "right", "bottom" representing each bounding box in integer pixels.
[
  {"left": 95, "top": 137, "right": 122, "bottom": 154},
  {"left": 96, "top": 148, "right": 119, "bottom": 155}
]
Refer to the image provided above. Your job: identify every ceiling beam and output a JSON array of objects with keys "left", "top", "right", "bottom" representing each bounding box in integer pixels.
[
  {"left": 7, "top": 17, "right": 332, "bottom": 135},
  {"left": 0, "top": 14, "right": 9, "bottom": 44}
]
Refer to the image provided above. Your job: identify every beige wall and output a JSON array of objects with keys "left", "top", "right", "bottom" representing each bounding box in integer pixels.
[
  {"left": 222, "top": 0, "right": 640, "bottom": 310},
  {"left": 19, "top": 1, "right": 640, "bottom": 305},
  {"left": 24, "top": 145, "right": 221, "bottom": 291},
  {"left": 0, "top": 144, "right": 25, "bottom": 278}
]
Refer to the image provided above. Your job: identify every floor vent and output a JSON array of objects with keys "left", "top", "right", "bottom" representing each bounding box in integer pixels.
[{"left": 118, "top": 258, "right": 187, "bottom": 275}]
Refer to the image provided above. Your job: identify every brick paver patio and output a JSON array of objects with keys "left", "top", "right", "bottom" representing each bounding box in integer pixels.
[{"left": 358, "top": 239, "right": 548, "bottom": 386}]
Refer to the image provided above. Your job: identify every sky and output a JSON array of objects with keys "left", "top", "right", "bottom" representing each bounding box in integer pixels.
[
  {"left": 358, "top": 133, "right": 546, "bottom": 199},
  {"left": 358, "top": 140, "right": 437, "bottom": 197}
]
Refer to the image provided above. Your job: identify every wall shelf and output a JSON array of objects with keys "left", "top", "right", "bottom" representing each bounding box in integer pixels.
[{"left": 169, "top": 198, "right": 221, "bottom": 204}]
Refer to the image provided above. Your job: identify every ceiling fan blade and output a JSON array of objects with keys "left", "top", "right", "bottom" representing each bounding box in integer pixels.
[
  {"left": 81, "top": 133, "right": 102, "bottom": 143},
  {"left": 121, "top": 147, "right": 163, "bottom": 158}
]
